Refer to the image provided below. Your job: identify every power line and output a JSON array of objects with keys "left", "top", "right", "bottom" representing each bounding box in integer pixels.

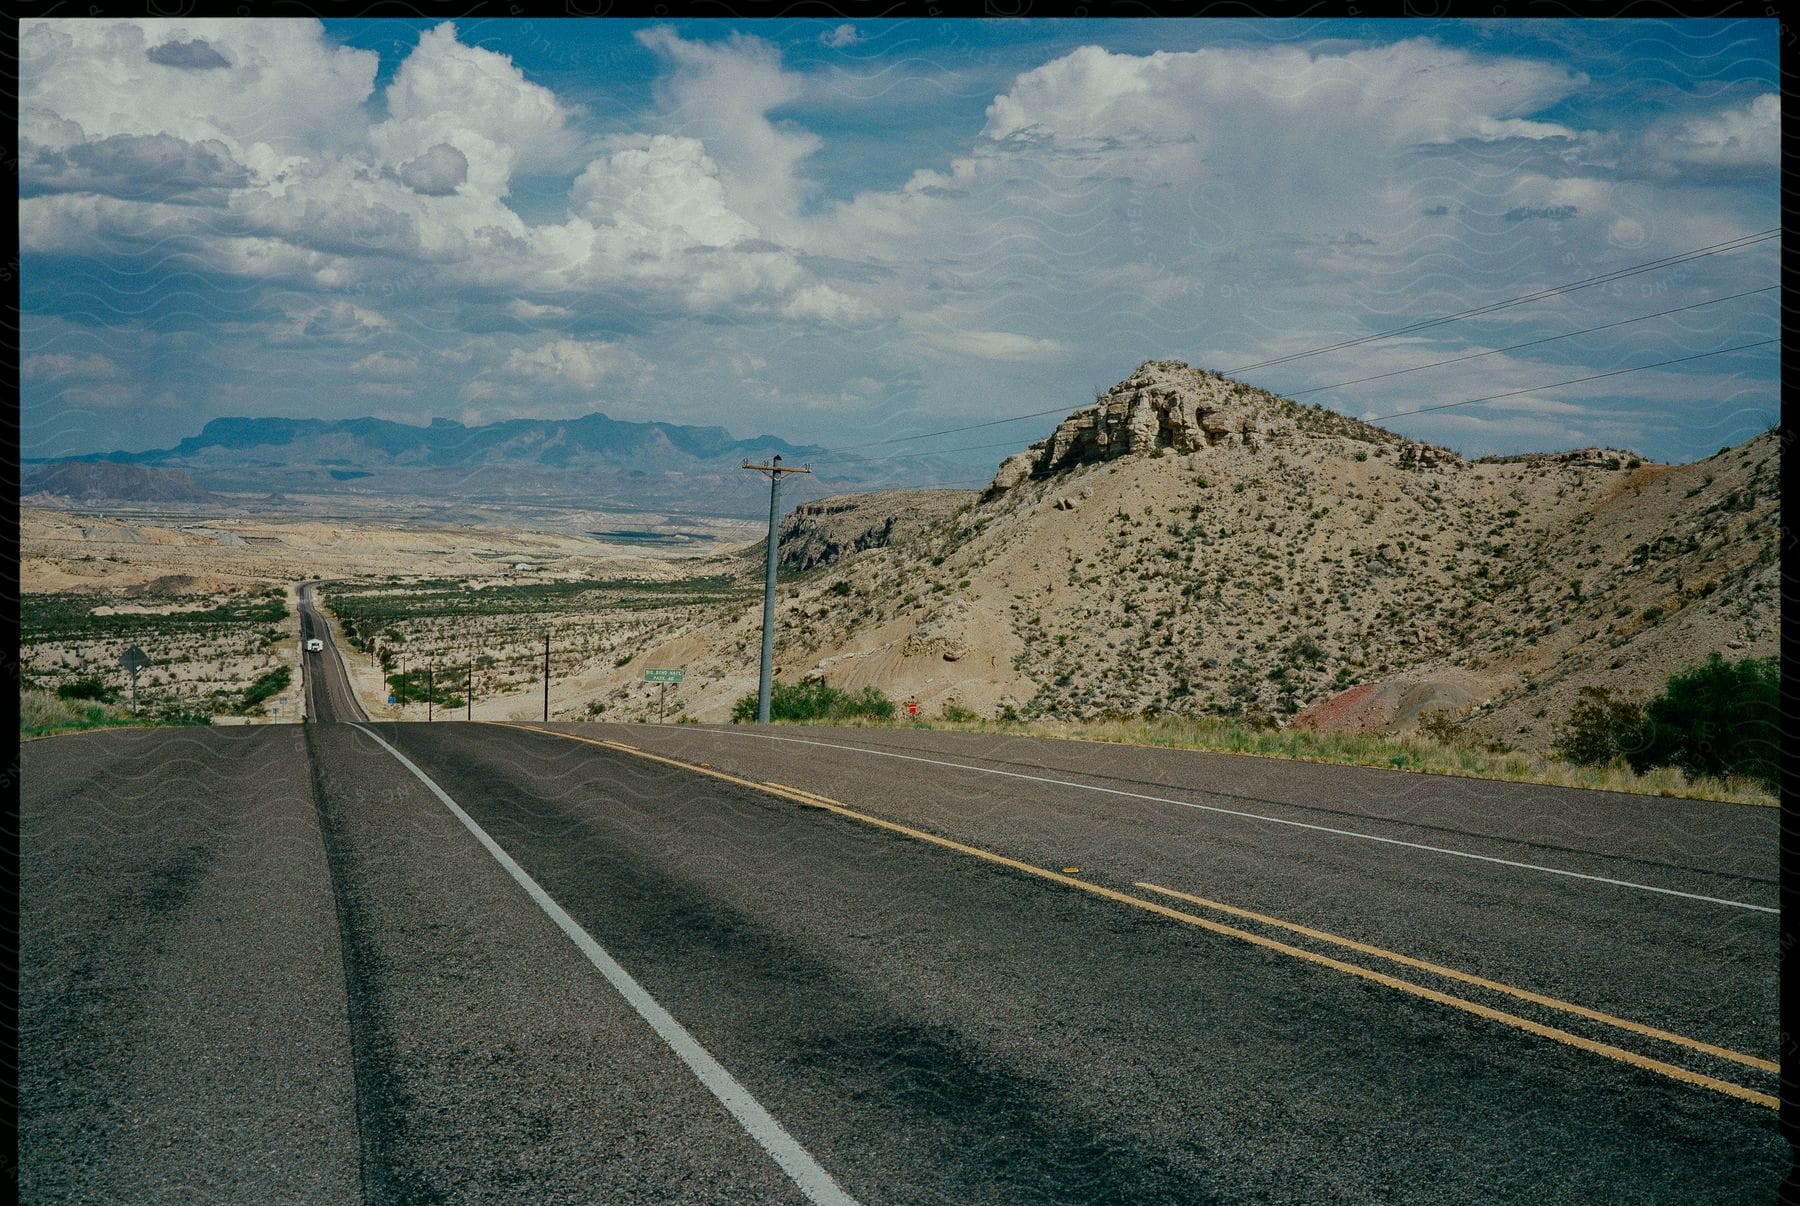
[
  {"left": 1223, "top": 228, "right": 1778, "bottom": 376},
  {"left": 1283, "top": 286, "right": 1779, "bottom": 399},
  {"left": 1366, "top": 338, "right": 1779, "bottom": 423},
  {"left": 819, "top": 230, "right": 1777, "bottom": 458},
  {"left": 883, "top": 338, "right": 1776, "bottom": 474},
  {"left": 865, "top": 436, "right": 1041, "bottom": 464},
  {"left": 845, "top": 404, "right": 1076, "bottom": 451}
]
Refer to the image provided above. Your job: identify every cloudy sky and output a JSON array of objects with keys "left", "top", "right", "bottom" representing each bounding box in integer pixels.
[{"left": 20, "top": 17, "right": 1779, "bottom": 479}]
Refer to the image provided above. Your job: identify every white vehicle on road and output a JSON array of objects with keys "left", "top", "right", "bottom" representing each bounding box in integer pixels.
[{"left": 305, "top": 638, "right": 325, "bottom": 653}]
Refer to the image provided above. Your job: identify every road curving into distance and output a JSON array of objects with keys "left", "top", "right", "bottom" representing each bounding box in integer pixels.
[{"left": 17, "top": 594, "right": 1787, "bottom": 1202}]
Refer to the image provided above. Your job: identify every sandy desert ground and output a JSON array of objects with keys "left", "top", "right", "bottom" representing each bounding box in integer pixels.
[{"left": 19, "top": 503, "right": 760, "bottom": 724}]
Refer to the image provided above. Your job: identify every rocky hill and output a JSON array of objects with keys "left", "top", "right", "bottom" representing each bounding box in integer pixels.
[
  {"left": 562, "top": 361, "right": 1782, "bottom": 751},
  {"left": 22, "top": 461, "right": 216, "bottom": 504}
]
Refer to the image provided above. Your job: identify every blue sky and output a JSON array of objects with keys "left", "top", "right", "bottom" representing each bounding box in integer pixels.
[{"left": 20, "top": 18, "right": 1780, "bottom": 479}]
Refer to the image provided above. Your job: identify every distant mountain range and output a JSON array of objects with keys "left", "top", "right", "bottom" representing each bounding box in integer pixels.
[{"left": 23, "top": 412, "right": 911, "bottom": 515}]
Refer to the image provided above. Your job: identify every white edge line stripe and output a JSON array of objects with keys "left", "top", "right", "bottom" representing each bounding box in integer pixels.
[
  {"left": 693, "top": 729, "right": 1775, "bottom": 915},
  {"left": 350, "top": 724, "right": 857, "bottom": 1206}
]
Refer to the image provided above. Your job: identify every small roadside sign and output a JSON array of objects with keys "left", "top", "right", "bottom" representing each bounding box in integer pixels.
[
  {"left": 119, "top": 646, "right": 150, "bottom": 715},
  {"left": 644, "top": 668, "right": 682, "bottom": 724}
]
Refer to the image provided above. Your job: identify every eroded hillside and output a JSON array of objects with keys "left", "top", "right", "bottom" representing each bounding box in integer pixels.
[{"left": 466, "top": 361, "right": 1784, "bottom": 751}]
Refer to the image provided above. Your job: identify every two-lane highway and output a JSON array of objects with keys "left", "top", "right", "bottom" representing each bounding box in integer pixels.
[
  {"left": 18, "top": 600, "right": 1788, "bottom": 1201},
  {"left": 298, "top": 582, "right": 367, "bottom": 723}
]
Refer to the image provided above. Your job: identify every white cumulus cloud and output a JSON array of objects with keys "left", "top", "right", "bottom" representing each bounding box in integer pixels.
[
  {"left": 499, "top": 338, "right": 651, "bottom": 392},
  {"left": 1652, "top": 93, "right": 1779, "bottom": 170}
]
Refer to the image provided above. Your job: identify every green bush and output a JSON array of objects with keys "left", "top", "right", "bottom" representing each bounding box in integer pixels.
[
  {"left": 1627, "top": 654, "right": 1778, "bottom": 789},
  {"left": 1552, "top": 686, "right": 1646, "bottom": 768},
  {"left": 241, "top": 665, "right": 291, "bottom": 710},
  {"left": 55, "top": 677, "right": 118, "bottom": 703},
  {"left": 731, "top": 679, "right": 896, "bottom": 724},
  {"left": 386, "top": 670, "right": 463, "bottom": 708}
]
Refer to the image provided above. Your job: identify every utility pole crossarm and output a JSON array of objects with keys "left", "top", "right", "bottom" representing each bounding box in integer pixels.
[{"left": 741, "top": 462, "right": 811, "bottom": 475}]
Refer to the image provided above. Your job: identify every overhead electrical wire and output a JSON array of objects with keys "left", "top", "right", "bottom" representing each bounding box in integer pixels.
[
  {"left": 853, "top": 336, "right": 1775, "bottom": 474},
  {"left": 863, "top": 436, "right": 1036, "bottom": 464},
  {"left": 826, "top": 229, "right": 1778, "bottom": 457},
  {"left": 843, "top": 404, "right": 1078, "bottom": 451},
  {"left": 1281, "top": 285, "right": 1779, "bottom": 399},
  {"left": 1365, "top": 338, "right": 1779, "bottom": 423},
  {"left": 1221, "top": 228, "right": 1778, "bottom": 376}
]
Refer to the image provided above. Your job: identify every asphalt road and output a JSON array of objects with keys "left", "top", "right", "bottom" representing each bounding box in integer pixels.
[
  {"left": 17, "top": 609, "right": 1789, "bottom": 1202},
  {"left": 298, "top": 583, "right": 367, "bottom": 724}
]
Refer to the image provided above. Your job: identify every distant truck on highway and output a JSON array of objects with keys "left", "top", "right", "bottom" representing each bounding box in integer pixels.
[{"left": 305, "top": 638, "right": 324, "bottom": 653}]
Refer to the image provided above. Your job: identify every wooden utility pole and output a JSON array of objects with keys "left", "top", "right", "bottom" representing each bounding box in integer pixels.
[
  {"left": 741, "top": 455, "right": 811, "bottom": 723},
  {"left": 543, "top": 632, "right": 550, "bottom": 722},
  {"left": 467, "top": 662, "right": 473, "bottom": 721},
  {"left": 427, "top": 667, "right": 433, "bottom": 722}
]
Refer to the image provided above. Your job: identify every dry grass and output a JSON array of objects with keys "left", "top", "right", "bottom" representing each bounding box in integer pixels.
[
  {"left": 20, "top": 690, "right": 142, "bottom": 739},
  {"left": 813, "top": 713, "right": 1776, "bottom": 807}
]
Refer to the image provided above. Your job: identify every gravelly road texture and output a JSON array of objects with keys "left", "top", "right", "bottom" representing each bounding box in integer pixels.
[
  {"left": 19, "top": 727, "right": 359, "bottom": 1203},
  {"left": 17, "top": 616, "right": 1787, "bottom": 1202}
]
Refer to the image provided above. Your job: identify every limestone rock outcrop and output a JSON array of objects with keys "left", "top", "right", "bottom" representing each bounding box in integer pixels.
[
  {"left": 774, "top": 487, "right": 976, "bottom": 573},
  {"left": 985, "top": 361, "right": 1271, "bottom": 497},
  {"left": 983, "top": 359, "right": 1461, "bottom": 499}
]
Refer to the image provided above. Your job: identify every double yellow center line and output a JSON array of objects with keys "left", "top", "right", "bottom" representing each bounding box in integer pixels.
[{"left": 503, "top": 724, "right": 1777, "bottom": 1111}]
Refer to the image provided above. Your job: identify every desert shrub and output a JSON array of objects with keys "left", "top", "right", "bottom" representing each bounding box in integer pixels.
[
  {"left": 731, "top": 680, "right": 896, "bottom": 724},
  {"left": 1552, "top": 686, "right": 1647, "bottom": 769},
  {"left": 1416, "top": 708, "right": 1464, "bottom": 744},
  {"left": 241, "top": 666, "right": 291, "bottom": 710},
  {"left": 1285, "top": 635, "right": 1327, "bottom": 663},
  {"left": 1626, "top": 654, "right": 1778, "bottom": 790},
  {"left": 941, "top": 704, "right": 979, "bottom": 723},
  {"left": 154, "top": 701, "right": 214, "bottom": 726},
  {"left": 55, "top": 677, "right": 118, "bottom": 703}
]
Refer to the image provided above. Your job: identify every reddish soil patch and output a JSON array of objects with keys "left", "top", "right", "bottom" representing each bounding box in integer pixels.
[{"left": 1292, "top": 682, "right": 1382, "bottom": 731}]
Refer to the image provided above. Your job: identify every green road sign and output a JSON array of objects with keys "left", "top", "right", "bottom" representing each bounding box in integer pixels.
[{"left": 643, "top": 668, "right": 684, "bottom": 683}]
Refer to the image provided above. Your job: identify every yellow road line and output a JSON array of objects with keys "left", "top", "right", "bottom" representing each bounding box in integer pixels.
[
  {"left": 1134, "top": 882, "right": 1777, "bottom": 1075},
  {"left": 499, "top": 724, "right": 1778, "bottom": 1111}
]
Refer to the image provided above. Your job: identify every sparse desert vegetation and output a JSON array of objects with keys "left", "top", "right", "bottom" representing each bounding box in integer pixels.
[
  {"left": 729, "top": 679, "right": 897, "bottom": 724},
  {"left": 868, "top": 708, "right": 1776, "bottom": 806},
  {"left": 18, "top": 587, "right": 297, "bottom": 731},
  {"left": 319, "top": 574, "right": 756, "bottom": 719},
  {"left": 18, "top": 362, "right": 1779, "bottom": 809}
]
